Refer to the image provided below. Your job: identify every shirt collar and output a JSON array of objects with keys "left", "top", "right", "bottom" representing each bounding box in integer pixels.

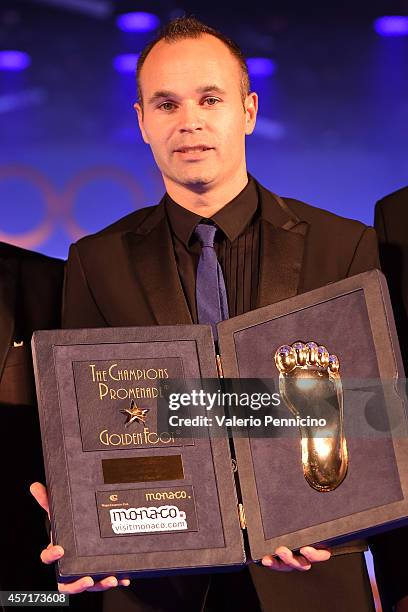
[{"left": 165, "top": 174, "right": 259, "bottom": 246}]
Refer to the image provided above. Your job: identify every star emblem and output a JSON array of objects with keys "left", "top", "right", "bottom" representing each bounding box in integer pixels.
[{"left": 120, "top": 400, "right": 149, "bottom": 428}]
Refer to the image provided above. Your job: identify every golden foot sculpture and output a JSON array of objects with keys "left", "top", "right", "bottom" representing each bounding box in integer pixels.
[{"left": 275, "top": 342, "right": 348, "bottom": 492}]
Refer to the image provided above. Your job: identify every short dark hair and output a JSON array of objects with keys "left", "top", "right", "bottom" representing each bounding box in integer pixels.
[{"left": 136, "top": 16, "right": 250, "bottom": 106}]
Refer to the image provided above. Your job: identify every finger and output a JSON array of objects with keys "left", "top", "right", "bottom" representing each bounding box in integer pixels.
[
  {"left": 58, "top": 578, "right": 95, "bottom": 595},
  {"left": 275, "top": 546, "right": 311, "bottom": 571},
  {"left": 30, "top": 482, "right": 49, "bottom": 516},
  {"left": 86, "top": 577, "right": 119, "bottom": 592},
  {"left": 59, "top": 577, "right": 129, "bottom": 593},
  {"left": 261, "top": 555, "right": 293, "bottom": 573},
  {"left": 299, "top": 546, "right": 331, "bottom": 563},
  {"left": 40, "top": 545, "right": 64, "bottom": 565}
]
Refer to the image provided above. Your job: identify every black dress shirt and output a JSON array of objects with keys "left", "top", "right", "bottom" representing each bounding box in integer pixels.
[{"left": 165, "top": 175, "right": 261, "bottom": 322}]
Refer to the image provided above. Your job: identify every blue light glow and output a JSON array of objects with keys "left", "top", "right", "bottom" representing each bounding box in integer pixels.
[
  {"left": 374, "top": 16, "right": 408, "bottom": 37},
  {"left": 116, "top": 12, "right": 160, "bottom": 33},
  {"left": 0, "top": 51, "right": 31, "bottom": 71},
  {"left": 113, "top": 53, "right": 140, "bottom": 74},
  {"left": 247, "top": 57, "right": 277, "bottom": 77}
]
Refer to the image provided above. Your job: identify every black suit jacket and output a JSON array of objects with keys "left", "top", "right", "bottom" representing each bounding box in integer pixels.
[
  {"left": 371, "top": 186, "right": 408, "bottom": 612},
  {"left": 63, "top": 179, "right": 379, "bottom": 328},
  {"left": 62, "top": 178, "right": 379, "bottom": 612},
  {"left": 375, "top": 186, "right": 408, "bottom": 367},
  {"left": 0, "top": 244, "right": 105, "bottom": 612},
  {"left": 0, "top": 244, "right": 63, "bottom": 596}
]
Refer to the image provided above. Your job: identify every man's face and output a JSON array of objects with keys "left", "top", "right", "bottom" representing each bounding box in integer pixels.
[{"left": 135, "top": 34, "right": 257, "bottom": 193}]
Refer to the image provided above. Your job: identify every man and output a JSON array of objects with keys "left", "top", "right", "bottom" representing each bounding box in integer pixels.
[
  {"left": 371, "top": 186, "right": 408, "bottom": 612},
  {"left": 32, "top": 16, "right": 379, "bottom": 611},
  {"left": 0, "top": 243, "right": 62, "bottom": 598},
  {"left": 374, "top": 187, "right": 408, "bottom": 366},
  {"left": 0, "top": 242, "right": 106, "bottom": 612}
]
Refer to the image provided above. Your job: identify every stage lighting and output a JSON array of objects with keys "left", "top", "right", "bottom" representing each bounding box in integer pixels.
[
  {"left": 374, "top": 16, "right": 408, "bottom": 37},
  {"left": 0, "top": 51, "right": 31, "bottom": 71},
  {"left": 247, "top": 58, "right": 276, "bottom": 77},
  {"left": 113, "top": 53, "right": 140, "bottom": 74},
  {"left": 116, "top": 12, "right": 160, "bottom": 33},
  {"left": 29, "top": 0, "right": 112, "bottom": 18}
]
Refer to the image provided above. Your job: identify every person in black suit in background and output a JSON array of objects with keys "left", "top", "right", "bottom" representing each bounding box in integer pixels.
[
  {"left": 372, "top": 186, "right": 408, "bottom": 612},
  {"left": 0, "top": 242, "right": 103, "bottom": 612},
  {"left": 375, "top": 187, "right": 408, "bottom": 365},
  {"left": 0, "top": 243, "right": 63, "bottom": 599}
]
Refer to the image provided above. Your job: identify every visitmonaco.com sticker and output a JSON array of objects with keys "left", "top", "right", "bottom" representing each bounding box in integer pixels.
[{"left": 110, "top": 504, "right": 188, "bottom": 534}]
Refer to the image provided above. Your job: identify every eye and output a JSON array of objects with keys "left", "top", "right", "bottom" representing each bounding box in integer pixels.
[
  {"left": 204, "top": 97, "right": 220, "bottom": 106},
  {"left": 159, "top": 101, "right": 176, "bottom": 111}
]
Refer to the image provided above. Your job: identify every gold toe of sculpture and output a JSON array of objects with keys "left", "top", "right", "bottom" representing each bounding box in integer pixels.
[{"left": 275, "top": 341, "right": 348, "bottom": 492}]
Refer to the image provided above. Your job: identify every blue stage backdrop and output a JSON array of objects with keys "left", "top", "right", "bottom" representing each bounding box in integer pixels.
[{"left": 0, "top": 3, "right": 407, "bottom": 259}]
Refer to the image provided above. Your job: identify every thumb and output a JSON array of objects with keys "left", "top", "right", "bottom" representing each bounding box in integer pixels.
[{"left": 30, "top": 481, "right": 50, "bottom": 518}]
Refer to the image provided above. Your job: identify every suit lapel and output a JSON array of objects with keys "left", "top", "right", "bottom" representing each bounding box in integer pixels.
[
  {"left": 125, "top": 212, "right": 192, "bottom": 326},
  {"left": 0, "top": 257, "right": 17, "bottom": 380},
  {"left": 256, "top": 183, "right": 309, "bottom": 308},
  {"left": 86, "top": 201, "right": 192, "bottom": 327}
]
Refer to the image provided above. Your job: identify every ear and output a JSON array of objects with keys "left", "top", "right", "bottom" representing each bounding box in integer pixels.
[
  {"left": 134, "top": 102, "right": 149, "bottom": 144},
  {"left": 244, "top": 92, "right": 258, "bottom": 135}
]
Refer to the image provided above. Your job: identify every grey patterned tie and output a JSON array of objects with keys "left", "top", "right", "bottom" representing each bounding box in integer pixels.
[{"left": 194, "top": 222, "right": 229, "bottom": 341}]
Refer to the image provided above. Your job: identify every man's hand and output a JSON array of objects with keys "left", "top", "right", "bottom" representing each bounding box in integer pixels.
[
  {"left": 30, "top": 482, "right": 131, "bottom": 593},
  {"left": 261, "top": 546, "right": 331, "bottom": 572}
]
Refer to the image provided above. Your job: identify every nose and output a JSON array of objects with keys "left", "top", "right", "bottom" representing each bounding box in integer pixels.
[{"left": 178, "top": 101, "right": 203, "bottom": 133}]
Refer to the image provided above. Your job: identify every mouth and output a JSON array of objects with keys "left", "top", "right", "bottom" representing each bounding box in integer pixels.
[{"left": 174, "top": 145, "right": 214, "bottom": 154}]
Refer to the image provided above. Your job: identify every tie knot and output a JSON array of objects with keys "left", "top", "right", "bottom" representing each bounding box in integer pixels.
[{"left": 194, "top": 223, "right": 217, "bottom": 248}]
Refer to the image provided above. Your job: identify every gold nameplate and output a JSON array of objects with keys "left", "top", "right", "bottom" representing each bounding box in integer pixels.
[{"left": 102, "top": 454, "right": 184, "bottom": 484}]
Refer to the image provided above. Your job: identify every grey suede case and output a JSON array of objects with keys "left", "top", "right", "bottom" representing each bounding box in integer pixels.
[
  {"left": 32, "top": 270, "right": 408, "bottom": 579},
  {"left": 218, "top": 269, "right": 408, "bottom": 559}
]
